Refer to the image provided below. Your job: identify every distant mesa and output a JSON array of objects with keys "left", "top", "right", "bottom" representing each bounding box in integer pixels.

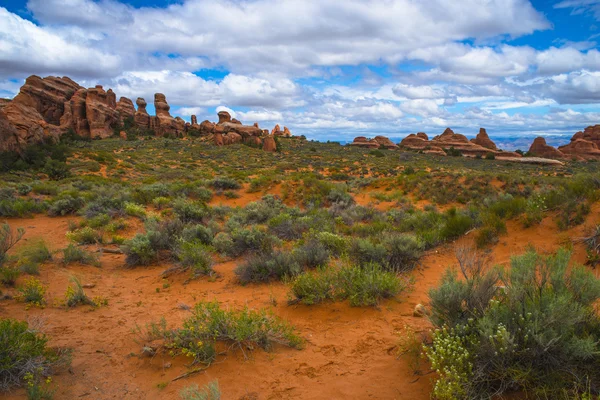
[{"left": 0, "top": 75, "right": 292, "bottom": 153}]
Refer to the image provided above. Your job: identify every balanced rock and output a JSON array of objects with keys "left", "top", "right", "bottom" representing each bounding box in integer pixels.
[{"left": 134, "top": 97, "right": 150, "bottom": 128}]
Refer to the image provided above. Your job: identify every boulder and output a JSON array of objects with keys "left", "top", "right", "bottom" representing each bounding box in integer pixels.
[
  {"left": 223, "top": 132, "right": 243, "bottom": 145},
  {"left": 528, "top": 137, "right": 564, "bottom": 159},
  {"left": 214, "top": 132, "right": 224, "bottom": 146},
  {"left": 119, "top": 130, "right": 127, "bottom": 140},
  {"left": 231, "top": 118, "right": 242, "bottom": 125},
  {"left": 263, "top": 135, "right": 277, "bottom": 152},
  {"left": 470, "top": 128, "right": 497, "bottom": 150},
  {"left": 373, "top": 135, "right": 398, "bottom": 149},
  {"left": 217, "top": 111, "right": 231, "bottom": 125},
  {"left": 349, "top": 136, "right": 380, "bottom": 149}
]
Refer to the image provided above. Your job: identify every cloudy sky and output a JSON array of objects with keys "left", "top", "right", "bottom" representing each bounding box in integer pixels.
[{"left": 1, "top": 0, "right": 600, "bottom": 147}]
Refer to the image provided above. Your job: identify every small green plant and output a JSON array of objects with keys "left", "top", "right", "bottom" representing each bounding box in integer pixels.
[
  {"left": 124, "top": 202, "right": 147, "bottom": 218},
  {"left": 141, "top": 301, "right": 302, "bottom": 366},
  {"left": 66, "top": 227, "right": 101, "bottom": 245},
  {"left": 61, "top": 244, "right": 100, "bottom": 267},
  {"left": 16, "top": 277, "right": 47, "bottom": 308},
  {"left": 121, "top": 234, "right": 157, "bottom": 267},
  {"left": 19, "top": 240, "right": 52, "bottom": 264},
  {"left": 63, "top": 276, "right": 95, "bottom": 307},
  {"left": 0, "top": 266, "right": 20, "bottom": 286},
  {"left": 180, "top": 380, "right": 220, "bottom": 400},
  {"left": 172, "top": 240, "right": 214, "bottom": 277},
  {"left": 0, "top": 223, "right": 24, "bottom": 265},
  {"left": 235, "top": 251, "right": 301, "bottom": 284}
]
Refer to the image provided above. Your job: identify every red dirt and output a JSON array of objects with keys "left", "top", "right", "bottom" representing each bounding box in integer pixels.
[{"left": 1, "top": 205, "right": 599, "bottom": 399}]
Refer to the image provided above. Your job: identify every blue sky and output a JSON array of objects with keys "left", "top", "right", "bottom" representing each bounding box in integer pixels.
[{"left": 1, "top": 0, "right": 600, "bottom": 148}]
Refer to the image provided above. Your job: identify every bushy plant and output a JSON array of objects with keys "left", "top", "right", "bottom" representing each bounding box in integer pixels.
[
  {"left": 180, "top": 381, "right": 220, "bottom": 400},
  {"left": 235, "top": 251, "right": 300, "bottom": 284},
  {"left": 210, "top": 177, "right": 241, "bottom": 191},
  {"left": 0, "top": 319, "right": 63, "bottom": 391},
  {"left": 181, "top": 224, "right": 213, "bottom": 245},
  {"left": 313, "top": 231, "right": 348, "bottom": 257},
  {"left": 174, "top": 240, "right": 214, "bottom": 277},
  {"left": 0, "top": 223, "right": 24, "bottom": 265},
  {"left": 43, "top": 159, "right": 70, "bottom": 180},
  {"left": 349, "top": 238, "right": 387, "bottom": 267},
  {"left": 16, "top": 277, "right": 47, "bottom": 307},
  {"left": 19, "top": 240, "right": 52, "bottom": 264},
  {"left": 214, "top": 228, "right": 276, "bottom": 258},
  {"left": 48, "top": 196, "right": 85, "bottom": 217},
  {"left": 382, "top": 234, "right": 423, "bottom": 272},
  {"left": 172, "top": 199, "right": 208, "bottom": 223},
  {"left": 143, "top": 301, "right": 302, "bottom": 366},
  {"left": 63, "top": 276, "right": 95, "bottom": 307},
  {"left": 427, "top": 247, "right": 600, "bottom": 398},
  {"left": 0, "top": 266, "right": 20, "bottom": 286},
  {"left": 61, "top": 244, "right": 100, "bottom": 267},
  {"left": 121, "top": 234, "right": 157, "bottom": 267},
  {"left": 124, "top": 202, "right": 147, "bottom": 218},
  {"left": 66, "top": 227, "right": 101, "bottom": 245},
  {"left": 293, "top": 240, "right": 330, "bottom": 269}
]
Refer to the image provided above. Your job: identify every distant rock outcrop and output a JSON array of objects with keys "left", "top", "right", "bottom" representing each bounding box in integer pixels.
[
  {"left": 283, "top": 126, "right": 292, "bottom": 137},
  {"left": 401, "top": 127, "right": 520, "bottom": 158},
  {"left": 470, "top": 128, "right": 497, "bottom": 150},
  {"left": 528, "top": 137, "right": 564, "bottom": 159},
  {"left": 349, "top": 136, "right": 380, "bottom": 149}
]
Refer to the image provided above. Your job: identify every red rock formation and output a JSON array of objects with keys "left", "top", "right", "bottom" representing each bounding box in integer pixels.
[
  {"left": 373, "top": 136, "right": 398, "bottom": 149},
  {"left": 400, "top": 133, "right": 429, "bottom": 149},
  {"left": 283, "top": 126, "right": 292, "bottom": 137},
  {"left": 528, "top": 137, "right": 564, "bottom": 159},
  {"left": 231, "top": 118, "right": 242, "bottom": 125},
  {"left": 153, "top": 94, "right": 185, "bottom": 137},
  {"left": 572, "top": 125, "right": 600, "bottom": 147},
  {"left": 470, "top": 128, "right": 497, "bottom": 150},
  {"left": 349, "top": 136, "right": 380, "bottom": 149},
  {"left": 191, "top": 115, "right": 197, "bottom": 126},
  {"left": 263, "top": 135, "right": 277, "bottom": 152},
  {"left": 134, "top": 97, "right": 150, "bottom": 129},
  {"left": 116, "top": 97, "right": 135, "bottom": 123},
  {"left": 416, "top": 132, "right": 428, "bottom": 140},
  {"left": 217, "top": 111, "right": 231, "bottom": 125},
  {"left": 559, "top": 139, "right": 600, "bottom": 160},
  {"left": 86, "top": 85, "right": 120, "bottom": 138},
  {"left": 271, "top": 124, "right": 282, "bottom": 136}
]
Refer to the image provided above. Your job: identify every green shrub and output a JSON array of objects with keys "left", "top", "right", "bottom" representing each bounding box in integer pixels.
[
  {"left": 180, "top": 381, "right": 221, "bottom": 400},
  {"left": 152, "top": 196, "right": 171, "bottom": 210},
  {"left": 214, "top": 228, "right": 276, "bottom": 258},
  {"left": 484, "top": 152, "right": 495, "bottom": 160},
  {"left": 174, "top": 240, "right": 214, "bottom": 277},
  {"left": 235, "top": 251, "right": 300, "bottom": 284},
  {"left": 427, "top": 247, "right": 600, "bottom": 398},
  {"left": 172, "top": 199, "right": 208, "bottom": 223},
  {"left": 16, "top": 277, "right": 46, "bottom": 307},
  {"left": 268, "top": 213, "right": 306, "bottom": 240},
  {"left": 439, "top": 211, "right": 474, "bottom": 241},
  {"left": 0, "top": 266, "right": 20, "bottom": 286},
  {"left": 121, "top": 234, "right": 157, "bottom": 267},
  {"left": 66, "top": 227, "right": 101, "bottom": 245},
  {"left": 16, "top": 184, "right": 32, "bottom": 196},
  {"left": 181, "top": 224, "right": 213, "bottom": 245},
  {"left": 143, "top": 301, "right": 302, "bottom": 366},
  {"left": 293, "top": 240, "right": 330, "bottom": 269},
  {"left": 313, "top": 231, "right": 348, "bottom": 257},
  {"left": 383, "top": 234, "right": 423, "bottom": 272},
  {"left": 124, "top": 202, "right": 147, "bottom": 218},
  {"left": 48, "top": 196, "right": 85, "bottom": 217},
  {"left": 210, "top": 177, "right": 241, "bottom": 191},
  {"left": 63, "top": 276, "right": 94, "bottom": 307},
  {"left": 43, "top": 159, "right": 70, "bottom": 180},
  {"left": 0, "top": 319, "right": 62, "bottom": 391},
  {"left": 0, "top": 198, "right": 47, "bottom": 217},
  {"left": 349, "top": 238, "right": 386, "bottom": 267},
  {"left": 474, "top": 213, "right": 507, "bottom": 249},
  {"left": 61, "top": 244, "right": 100, "bottom": 267},
  {"left": 19, "top": 240, "right": 52, "bottom": 264}
]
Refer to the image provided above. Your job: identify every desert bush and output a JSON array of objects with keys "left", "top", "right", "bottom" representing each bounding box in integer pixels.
[
  {"left": 293, "top": 240, "right": 330, "bottom": 269},
  {"left": 43, "top": 159, "right": 70, "bottom": 180},
  {"left": 172, "top": 199, "right": 208, "bottom": 223},
  {"left": 581, "top": 224, "right": 600, "bottom": 267},
  {"left": 16, "top": 278, "right": 47, "bottom": 307},
  {"left": 152, "top": 196, "right": 171, "bottom": 210},
  {"left": 19, "top": 240, "right": 52, "bottom": 264},
  {"left": 48, "top": 196, "right": 85, "bottom": 217},
  {"left": 181, "top": 224, "right": 213, "bottom": 245},
  {"left": 268, "top": 213, "right": 306, "bottom": 240},
  {"left": 143, "top": 301, "right": 302, "bottom": 366},
  {"left": 210, "top": 177, "right": 241, "bottom": 191},
  {"left": 327, "top": 188, "right": 355, "bottom": 209},
  {"left": 121, "top": 234, "right": 157, "bottom": 267},
  {"left": 0, "top": 266, "right": 20, "bottom": 286},
  {"left": 214, "top": 228, "right": 277, "bottom": 258},
  {"left": 313, "top": 231, "right": 348, "bottom": 257},
  {"left": 63, "top": 276, "right": 94, "bottom": 307},
  {"left": 349, "top": 238, "right": 387, "bottom": 267},
  {"left": 0, "top": 223, "right": 24, "bottom": 265},
  {"left": 290, "top": 263, "right": 407, "bottom": 306},
  {"left": 180, "top": 381, "right": 220, "bottom": 400},
  {"left": 427, "top": 247, "right": 600, "bottom": 398},
  {"left": 16, "top": 184, "right": 32, "bottom": 196},
  {"left": 66, "top": 227, "right": 101, "bottom": 245},
  {"left": 0, "top": 319, "right": 63, "bottom": 391},
  {"left": 235, "top": 251, "right": 300, "bottom": 284},
  {"left": 439, "top": 210, "right": 475, "bottom": 242},
  {"left": 474, "top": 213, "right": 507, "bottom": 249},
  {"left": 61, "top": 244, "right": 100, "bottom": 267},
  {"left": 124, "top": 202, "right": 147, "bottom": 218},
  {"left": 0, "top": 198, "right": 47, "bottom": 217},
  {"left": 383, "top": 234, "right": 423, "bottom": 272},
  {"left": 174, "top": 240, "right": 214, "bottom": 277}
]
